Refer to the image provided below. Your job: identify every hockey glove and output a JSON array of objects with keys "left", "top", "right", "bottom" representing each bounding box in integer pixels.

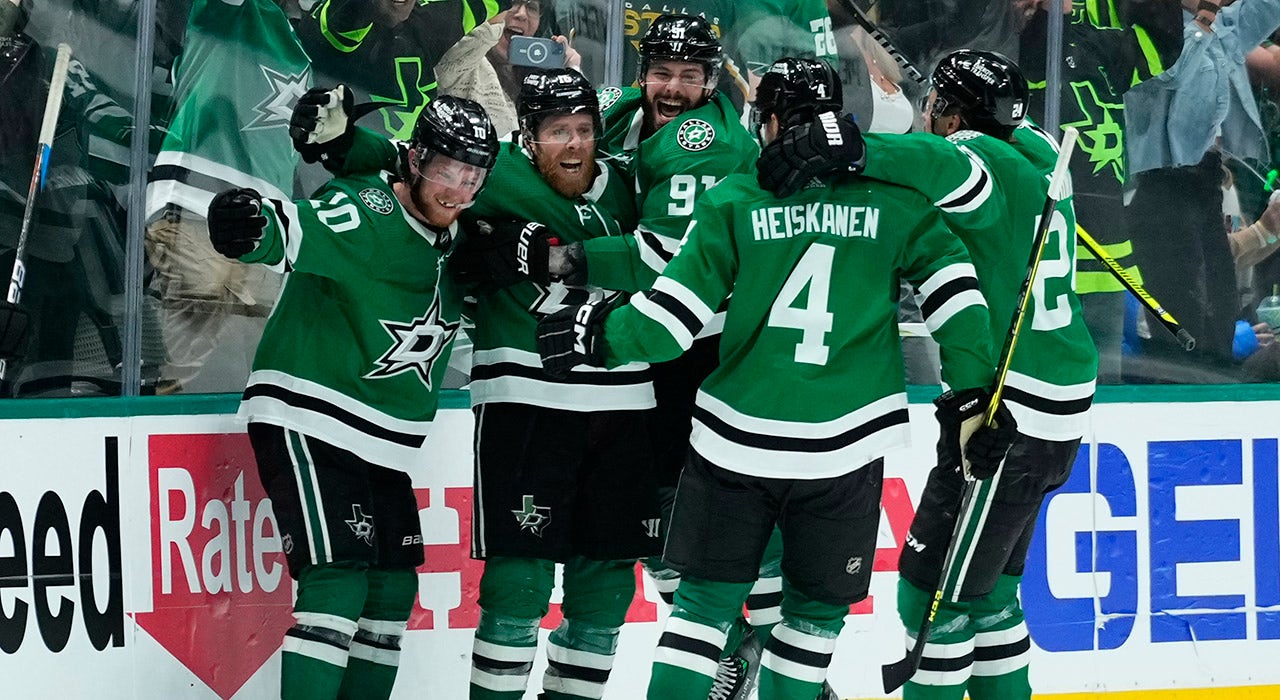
[
  {"left": 290, "top": 85, "right": 355, "bottom": 168},
  {"left": 0, "top": 300, "right": 30, "bottom": 361},
  {"left": 934, "top": 388, "right": 1018, "bottom": 480},
  {"left": 207, "top": 188, "right": 267, "bottom": 259},
  {"left": 757, "top": 111, "right": 865, "bottom": 198},
  {"left": 536, "top": 299, "right": 609, "bottom": 378},
  {"left": 453, "top": 219, "right": 555, "bottom": 290}
]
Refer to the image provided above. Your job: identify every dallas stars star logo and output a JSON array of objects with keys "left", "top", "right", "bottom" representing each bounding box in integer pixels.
[
  {"left": 677, "top": 119, "right": 715, "bottom": 152},
  {"left": 346, "top": 505, "right": 375, "bottom": 546},
  {"left": 512, "top": 495, "right": 552, "bottom": 537},
  {"left": 244, "top": 65, "right": 310, "bottom": 132},
  {"left": 1063, "top": 80, "right": 1126, "bottom": 183},
  {"left": 365, "top": 292, "right": 459, "bottom": 389}
]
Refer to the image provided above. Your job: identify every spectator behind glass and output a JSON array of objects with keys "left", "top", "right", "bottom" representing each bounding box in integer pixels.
[
  {"left": 143, "top": 0, "right": 309, "bottom": 394},
  {"left": 434, "top": 0, "right": 581, "bottom": 137},
  {"left": 1122, "top": 0, "right": 1280, "bottom": 383},
  {"left": 1020, "top": 0, "right": 1181, "bottom": 384}
]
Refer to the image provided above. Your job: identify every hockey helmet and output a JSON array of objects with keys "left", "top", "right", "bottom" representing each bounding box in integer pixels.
[
  {"left": 638, "top": 14, "right": 723, "bottom": 86},
  {"left": 929, "top": 49, "right": 1028, "bottom": 140},
  {"left": 517, "top": 68, "right": 601, "bottom": 140},
  {"left": 411, "top": 95, "right": 500, "bottom": 171},
  {"left": 752, "top": 57, "right": 842, "bottom": 133}
]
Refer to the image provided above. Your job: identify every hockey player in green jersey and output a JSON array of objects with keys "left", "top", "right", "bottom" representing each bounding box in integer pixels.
[
  {"left": 759, "top": 49, "right": 1099, "bottom": 700},
  {"left": 536, "top": 56, "right": 1016, "bottom": 700},
  {"left": 293, "top": 69, "right": 664, "bottom": 700},
  {"left": 206, "top": 96, "right": 499, "bottom": 700}
]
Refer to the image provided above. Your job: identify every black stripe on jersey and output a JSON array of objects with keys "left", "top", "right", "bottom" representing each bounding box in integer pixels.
[
  {"left": 547, "top": 659, "right": 612, "bottom": 684},
  {"left": 470, "top": 361, "right": 652, "bottom": 386},
  {"left": 766, "top": 636, "right": 833, "bottom": 670},
  {"left": 353, "top": 629, "right": 402, "bottom": 651},
  {"left": 1002, "top": 386, "right": 1093, "bottom": 416},
  {"left": 974, "top": 635, "right": 1031, "bottom": 661},
  {"left": 919, "top": 276, "right": 981, "bottom": 320},
  {"left": 937, "top": 165, "right": 990, "bottom": 210},
  {"left": 243, "top": 383, "right": 426, "bottom": 448},
  {"left": 286, "top": 624, "right": 352, "bottom": 650},
  {"left": 150, "top": 164, "right": 239, "bottom": 198},
  {"left": 657, "top": 631, "right": 722, "bottom": 662},
  {"left": 473, "top": 653, "right": 533, "bottom": 672},
  {"left": 638, "top": 228, "right": 675, "bottom": 263},
  {"left": 645, "top": 289, "right": 703, "bottom": 337},
  {"left": 692, "top": 406, "right": 909, "bottom": 453},
  {"left": 266, "top": 199, "right": 297, "bottom": 273},
  {"left": 747, "top": 590, "right": 783, "bottom": 610},
  {"left": 918, "top": 650, "right": 974, "bottom": 673}
]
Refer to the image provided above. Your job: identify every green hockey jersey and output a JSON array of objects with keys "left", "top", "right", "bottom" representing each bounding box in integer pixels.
[
  {"left": 147, "top": 0, "right": 310, "bottom": 220},
  {"left": 463, "top": 140, "right": 656, "bottom": 411},
  {"left": 240, "top": 171, "right": 462, "bottom": 473},
  {"left": 733, "top": 0, "right": 838, "bottom": 75},
  {"left": 586, "top": 87, "right": 758, "bottom": 293},
  {"left": 860, "top": 129, "right": 1098, "bottom": 441},
  {"left": 600, "top": 174, "right": 995, "bottom": 479}
]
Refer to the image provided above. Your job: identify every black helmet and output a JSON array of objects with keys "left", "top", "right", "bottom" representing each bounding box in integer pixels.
[
  {"left": 518, "top": 68, "right": 601, "bottom": 136},
  {"left": 638, "top": 14, "right": 723, "bottom": 85},
  {"left": 753, "top": 57, "right": 842, "bottom": 130},
  {"left": 411, "top": 96, "right": 499, "bottom": 170},
  {"left": 929, "top": 49, "right": 1028, "bottom": 140}
]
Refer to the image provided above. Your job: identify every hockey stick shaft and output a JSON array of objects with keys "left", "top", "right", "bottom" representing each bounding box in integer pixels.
[
  {"left": 1, "top": 43, "right": 71, "bottom": 381},
  {"left": 1076, "top": 224, "right": 1195, "bottom": 350},
  {"left": 882, "top": 127, "right": 1080, "bottom": 694},
  {"left": 833, "top": 0, "right": 927, "bottom": 84}
]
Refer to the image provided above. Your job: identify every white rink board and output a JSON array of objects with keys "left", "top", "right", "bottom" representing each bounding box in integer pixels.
[{"left": 1, "top": 402, "right": 1279, "bottom": 699}]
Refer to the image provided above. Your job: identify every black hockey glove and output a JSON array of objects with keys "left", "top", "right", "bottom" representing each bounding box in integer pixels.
[
  {"left": 290, "top": 85, "right": 355, "bottom": 168},
  {"left": 207, "top": 187, "right": 267, "bottom": 259},
  {"left": 536, "top": 299, "right": 609, "bottom": 378},
  {"left": 452, "top": 219, "right": 556, "bottom": 291},
  {"left": 934, "top": 388, "right": 1018, "bottom": 480},
  {"left": 0, "top": 300, "right": 30, "bottom": 361},
  {"left": 757, "top": 111, "right": 866, "bottom": 198}
]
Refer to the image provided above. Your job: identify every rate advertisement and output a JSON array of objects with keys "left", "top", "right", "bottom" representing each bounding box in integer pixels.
[{"left": 0, "top": 403, "right": 1278, "bottom": 698}]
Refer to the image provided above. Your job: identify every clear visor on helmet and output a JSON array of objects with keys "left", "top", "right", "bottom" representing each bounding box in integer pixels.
[
  {"left": 523, "top": 110, "right": 600, "bottom": 146},
  {"left": 642, "top": 60, "right": 716, "bottom": 90},
  {"left": 747, "top": 102, "right": 767, "bottom": 145},
  {"left": 412, "top": 149, "right": 489, "bottom": 200}
]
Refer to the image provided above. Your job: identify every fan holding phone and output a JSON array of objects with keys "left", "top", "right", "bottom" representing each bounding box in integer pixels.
[{"left": 434, "top": 0, "right": 581, "bottom": 136}]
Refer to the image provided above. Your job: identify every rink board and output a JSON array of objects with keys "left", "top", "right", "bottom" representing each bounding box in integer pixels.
[{"left": 1, "top": 393, "right": 1279, "bottom": 699}]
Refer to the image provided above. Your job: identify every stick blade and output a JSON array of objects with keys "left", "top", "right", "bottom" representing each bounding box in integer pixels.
[{"left": 881, "top": 655, "right": 916, "bottom": 694}]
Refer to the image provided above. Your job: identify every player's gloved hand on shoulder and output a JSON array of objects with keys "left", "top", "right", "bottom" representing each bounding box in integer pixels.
[
  {"left": 536, "top": 299, "right": 609, "bottom": 378},
  {"left": 207, "top": 187, "right": 267, "bottom": 259},
  {"left": 0, "top": 300, "right": 30, "bottom": 361},
  {"left": 934, "top": 388, "right": 1018, "bottom": 480},
  {"left": 757, "top": 111, "right": 865, "bottom": 198},
  {"left": 290, "top": 84, "right": 355, "bottom": 168},
  {"left": 454, "top": 219, "right": 556, "bottom": 290}
]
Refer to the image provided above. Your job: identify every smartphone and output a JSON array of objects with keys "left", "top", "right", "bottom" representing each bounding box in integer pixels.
[{"left": 509, "top": 36, "right": 566, "bottom": 69}]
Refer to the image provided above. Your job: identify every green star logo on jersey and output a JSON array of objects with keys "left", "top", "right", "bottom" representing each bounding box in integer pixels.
[
  {"left": 598, "top": 87, "right": 623, "bottom": 111},
  {"left": 371, "top": 57, "right": 437, "bottom": 140},
  {"left": 1062, "top": 80, "right": 1126, "bottom": 183},
  {"left": 359, "top": 188, "right": 395, "bottom": 215},
  {"left": 244, "top": 65, "right": 311, "bottom": 132},
  {"left": 346, "top": 505, "right": 375, "bottom": 546},
  {"left": 366, "top": 291, "right": 459, "bottom": 389},
  {"left": 677, "top": 119, "right": 715, "bottom": 152},
  {"left": 512, "top": 495, "right": 552, "bottom": 536}
]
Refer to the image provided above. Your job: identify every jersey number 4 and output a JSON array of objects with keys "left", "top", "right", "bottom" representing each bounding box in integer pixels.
[{"left": 769, "top": 243, "right": 835, "bottom": 366}]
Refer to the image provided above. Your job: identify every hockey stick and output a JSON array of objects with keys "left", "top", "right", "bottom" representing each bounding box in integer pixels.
[
  {"left": 1076, "top": 224, "right": 1195, "bottom": 351},
  {"left": 833, "top": 0, "right": 927, "bottom": 85},
  {"left": 0, "top": 42, "right": 72, "bottom": 381},
  {"left": 882, "top": 126, "right": 1080, "bottom": 694}
]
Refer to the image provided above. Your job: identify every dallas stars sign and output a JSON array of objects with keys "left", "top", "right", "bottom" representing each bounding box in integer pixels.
[{"left": 365, "top": 291, "right": 460, "bottom": 389}]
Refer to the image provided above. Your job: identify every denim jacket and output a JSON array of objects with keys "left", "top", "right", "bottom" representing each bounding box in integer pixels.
[{"left": 1123, "top": 0, "right": 1280, "bottom": 176}]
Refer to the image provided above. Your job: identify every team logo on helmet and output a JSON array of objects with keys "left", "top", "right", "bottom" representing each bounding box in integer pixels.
[
  {"left": 676, "top": 119, "right": 715, "bottom": 152},
  {"left": 598, "top": 86, "right": 623, "bottom": 111},
  {"left": 359, "top": 187, "right": 395, "bottom": 216}
]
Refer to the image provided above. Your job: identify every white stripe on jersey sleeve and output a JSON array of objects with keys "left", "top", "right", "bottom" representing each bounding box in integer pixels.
[
  {"left": 916, "top": 262, "right": 986, "bottom": 333},
  {"left": 262, "top": 198, "right": 303, "bottom": 268},
  {"left": 632, "top": 292, "right": 696, "bottom": 351},
  {"left": 635, "top": 225, "right": 681, "bottom": 273},
  {"left": 922, "top": 289, "right": 988, "bottom": 334},
  {"left": 934, "top": 145, "right": 993, "bottom": 214},
  {"left": 653, "top": 276, "right": 715, "bottom": 325}
]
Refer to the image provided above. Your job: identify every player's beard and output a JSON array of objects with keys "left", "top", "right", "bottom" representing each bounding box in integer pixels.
[{"left": 534, "top": 147, "right": 596, "bottom": 199}]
